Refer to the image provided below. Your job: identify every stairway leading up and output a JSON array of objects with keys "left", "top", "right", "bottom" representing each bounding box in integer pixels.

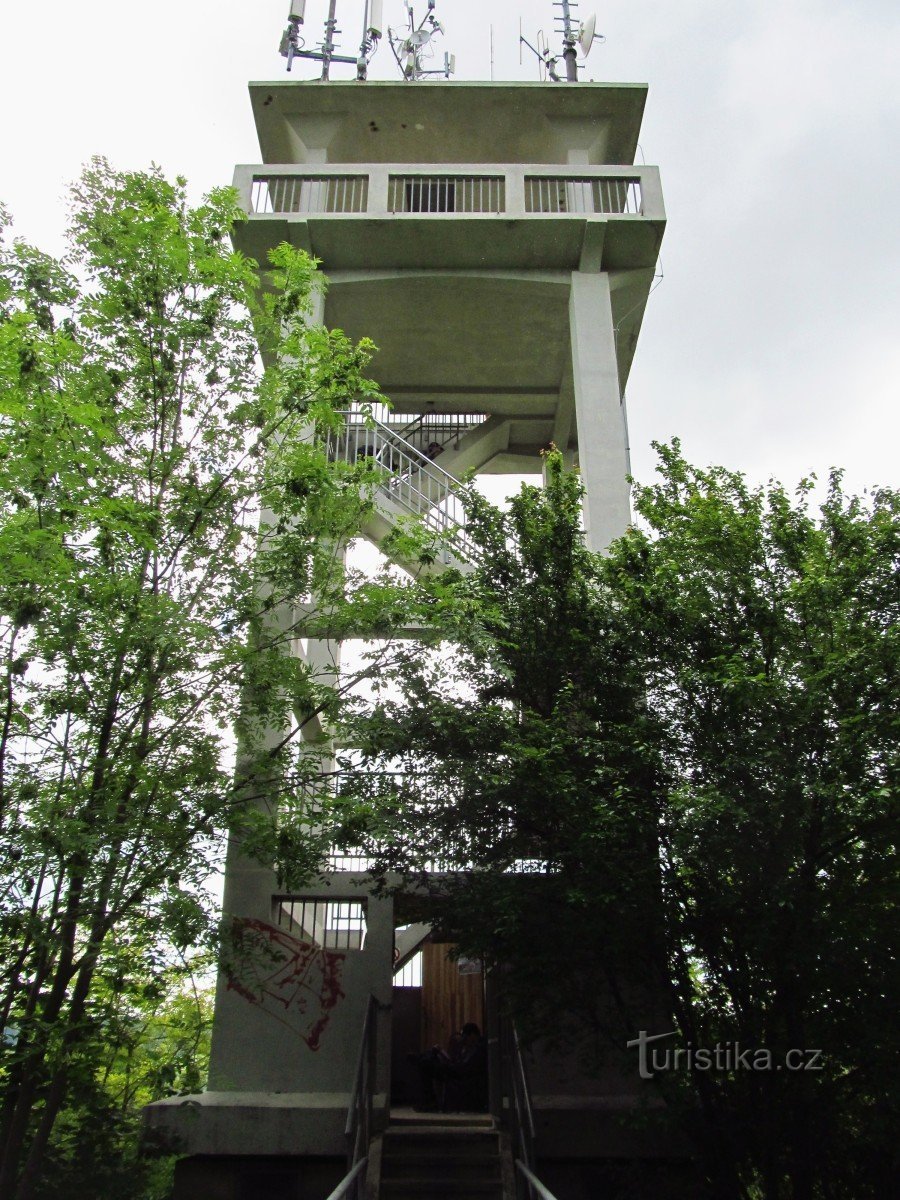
[
  {"left": 328, "top": 411, "right": 484, "bottom": 574},
  {"left": 377, "top": 1112, "right": 508, "bottom": 1200}
]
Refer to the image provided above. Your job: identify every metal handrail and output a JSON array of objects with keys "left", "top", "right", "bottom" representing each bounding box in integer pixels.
[
  {"left": 328, "top": 412, "right": 478, "bottom": 560},
  {"left": 515, "top": 1161, "right": 561, "bottom": 1200},
  {"left": 397, "top": 411, "right": 487, "bottom": 455},
  {"left": 338, "top": 994, "right": 377, "bottom": 1200},
  {"left": 511, "top": 1026, "right": 536, "bottom": 1172},
  {"left": 509, "top": 1026, "right": 561, "bottom": 1200},
  {"left": 323, "top": 1157, "right": 369, "bottom": 1200}
]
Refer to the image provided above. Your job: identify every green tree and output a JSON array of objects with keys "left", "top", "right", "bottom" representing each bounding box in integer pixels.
[
  {"left": 31, "top": 952, "right": 213, "bottom": 1200},
  {"left": 334, "top": 447, "right": 900, "bottom": 1200},
  {"left": 0, "top": 160, "right": 402, "bottom": 1199}
]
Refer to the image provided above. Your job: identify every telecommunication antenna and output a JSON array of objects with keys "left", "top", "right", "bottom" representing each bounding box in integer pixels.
[
  {"left": 520, "top": 2, "right": 603, "bottom": 83},
  {"left": 388, "top": 1, "right": 456, "bottom": 81},
  {"left": 279, "top": 1, "right": 383, "bottom": 80}
]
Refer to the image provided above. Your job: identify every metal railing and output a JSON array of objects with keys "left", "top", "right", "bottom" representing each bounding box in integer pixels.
[
  {"left": 397, "top": 411, "right": 487, "bottom": 457},
  {"left": 343, "top": 403, "right": 486, "bottom": 451},
  {"left": 388, "top": 175, "right": 505, "bottom": 214},
  {"left": 515, "top": 1162, "right": 561, "bottom": 1200},
  {"left": 525, "top": 175, "right": 642, "bottom": 215},
  {"left": 327, "top": 412, "right": 477, "bottom": 561},
  {"left": 325, "top": 770, "right": 469, "bottom": 874},
  {"left": 327, "top": 993, "right": 377, "bottom": 1200},
  {"left": 273, "top": 896, "right": 367, "bottom": 949},
  {"left": 241, "top": 166, "right": 661, "bottom": 222},
  {"left": 251, "top": 174, "right": 368, "bottom": 214},
  {"left": 323, "top": 1157, "right": 368, "bottom": 1200},
  {"left": 294, "top": 770, "right": 553, "bottom": 875},
  {"left": 509, "top": 1026, "right": 561, "bottom": 1200}
]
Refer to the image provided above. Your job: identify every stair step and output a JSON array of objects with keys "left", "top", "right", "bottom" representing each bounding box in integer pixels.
[
  {"left": 383, "top": 1137, "right": 499, "bottom": 1157},
  {"left": 389, "top": 1111, "right": 494, "bottom": 1128},
  {"left": 382, "top": 1158, "right": 501, "bottom": 1182},
  {"left": 380, "top": 1180, "right": 503, "bottom": 1199},
  {"left": 380, "top": 1116, "right": 502, "bottom": 1199}
]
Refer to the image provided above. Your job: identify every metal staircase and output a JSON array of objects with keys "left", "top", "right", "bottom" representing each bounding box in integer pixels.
[{"left": 327, "top": 410, "right": 484, "bottom": 571}]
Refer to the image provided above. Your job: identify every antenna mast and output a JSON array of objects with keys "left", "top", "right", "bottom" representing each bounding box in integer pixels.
[
  {"left": 556, "top": 0, "right": 578, "bottom": 83},
  {"left": 520, "top": 2, "right": 603, "bottom": 84},
  {"left": 388, "top": 1, "right": 456, "bottom": 81},
  {"left": 279, "top": 1, "right": 382, "bottom": 80}
]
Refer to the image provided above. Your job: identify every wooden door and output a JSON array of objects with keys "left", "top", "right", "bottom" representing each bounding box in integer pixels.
[{"left": 421, "top": 941, "right": 484, "bottom": 1051}]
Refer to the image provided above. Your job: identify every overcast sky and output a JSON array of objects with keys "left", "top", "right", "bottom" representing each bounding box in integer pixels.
[{"left": 2, "top": 0, "right": 898, "bottom": 497}]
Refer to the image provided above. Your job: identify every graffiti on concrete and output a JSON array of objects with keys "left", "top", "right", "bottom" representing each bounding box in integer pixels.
[{"left": 226, "top": 917, "right": 346, "bottom": 1049}]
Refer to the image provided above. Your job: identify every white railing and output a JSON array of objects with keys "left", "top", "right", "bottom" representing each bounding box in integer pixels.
[
  {"left": 343, "top": 403, "right": 486, "bottom": 451},
  {"left": 388, "top": 174, "right": 505, "bottom": 213},
  {"left": 510, "top": 1026, "right": 562, "bottom": 1200},
  {"left": 324, "top": 994, "right": 377, "bottom": 1200},
  {"left": 294, "top": 770, "right": 552, "bottom": 875},
  {"left": 238, "top": 165, "right": 661, "bottom": 221},
  {"left": 323, "top": 1157, "right": 368, "bottom": 1200},
  {"left": 327, "top": 411, "right": 477, "bottom": 561},
  {"left": 251, "top": 174, "right": 368, "bottom": 214},
  {"left": 396, "top": 411, "right": 487, "bottom": 456},
  {"left": 525, "top": 175, "right": 642, "bottom": 215}
]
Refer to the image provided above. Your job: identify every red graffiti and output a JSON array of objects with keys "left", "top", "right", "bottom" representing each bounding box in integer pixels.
[{"left": 226, "top": 917, "right": 346, "bottom": 1050}]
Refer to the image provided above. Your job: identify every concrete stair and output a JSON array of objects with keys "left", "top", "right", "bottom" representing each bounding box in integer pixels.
[{"left": 379, "top": 1114, "right": 504, "bottom": 1200}]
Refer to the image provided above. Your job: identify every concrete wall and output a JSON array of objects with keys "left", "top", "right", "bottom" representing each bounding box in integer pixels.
[{"left": 173, "top": 1154, "right": 345, "bottom": 1200}]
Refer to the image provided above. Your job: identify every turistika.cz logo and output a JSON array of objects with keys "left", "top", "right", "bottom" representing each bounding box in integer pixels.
[{"left": 626, "top": 1030, "right": 824, "bottom": 1079}]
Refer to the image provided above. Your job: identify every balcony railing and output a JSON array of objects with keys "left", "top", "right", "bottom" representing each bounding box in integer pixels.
[
  {"left": 251, "top": 174, "right": 368, "bottom": 214},
  {"left": 388, "top": 175, "right": 505, "bottom": 214},
  {"left": 295, "top": 770, "right": 552, "bottom": 875},
  {"left": 237, "top": 164, "right": 662, "bottom": 221},
  {"left": 525, "top": 175, "right": 641, "bottom": 215}
]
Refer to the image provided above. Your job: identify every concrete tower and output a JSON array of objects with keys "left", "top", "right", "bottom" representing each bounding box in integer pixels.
[{"left": 146, "top": 18, "right": 666, "bottom": 1199}]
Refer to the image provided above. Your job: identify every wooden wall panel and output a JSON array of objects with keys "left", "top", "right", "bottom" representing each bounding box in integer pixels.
[{"left": 421, "top": 942, "right": 484, "bottom": 1051}]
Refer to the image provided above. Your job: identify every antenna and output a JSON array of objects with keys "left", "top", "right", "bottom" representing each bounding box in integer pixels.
[
  {"left": 556, "top": 0, "right": 578, "bottom": 82},
  {"left": 357, "top": 0, "right": 384, "bottom": 79},
  {"left": 388, "top": 2, "right": 456, "bottom": 81},
  {"left": 520, "top": 3, "right": 604, "bottom": 83},
  {"left": 278, "top": 1, "right": 381, "bottom": 80},
  {"left": 579, "top": 13, "right": 598, "bottom": 58}
]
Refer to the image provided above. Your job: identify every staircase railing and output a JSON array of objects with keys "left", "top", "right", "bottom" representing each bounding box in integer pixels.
[
  {"left": 509, "top": 1026, "right": 562, "bottom": 1200},
  {"left": 396, "top": 411, "right": 487, "bottom": 457},
  {"left": 325, "top": 993, "right": 377, "bottom": 1200},
  {"left": 328, "top": 412, "right": 478, "bottom": 561}
]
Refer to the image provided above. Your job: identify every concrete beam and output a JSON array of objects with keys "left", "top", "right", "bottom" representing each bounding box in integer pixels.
[{"left": 438, "top": 415, "right": 510, "bottom": 478}]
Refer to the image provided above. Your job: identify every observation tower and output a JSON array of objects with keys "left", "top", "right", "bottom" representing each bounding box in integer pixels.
[{"left": 146, "top": 4, "right": 668, "bottom": 1196}]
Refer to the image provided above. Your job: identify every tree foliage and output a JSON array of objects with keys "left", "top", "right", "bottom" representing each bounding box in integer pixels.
[
  {"left": 0, "top": 160, "right": 397, "bottom": 1199},
  {"left": 335, "top": 446, "right": 900, "bottom": 1200}
]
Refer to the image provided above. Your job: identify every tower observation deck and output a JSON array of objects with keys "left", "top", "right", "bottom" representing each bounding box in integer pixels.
[
  {"left": 234, "top": 79, "right": 663, "bottom": 552},
  {"left": 145, "top": 35, "right": 668, "bottom": 1200}
]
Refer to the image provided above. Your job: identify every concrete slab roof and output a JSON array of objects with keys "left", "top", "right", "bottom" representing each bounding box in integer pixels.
[{"left": 248, "top": 80, "right": 647, "bottom": 166}]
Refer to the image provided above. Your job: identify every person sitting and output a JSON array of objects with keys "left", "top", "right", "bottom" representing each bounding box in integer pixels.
[{"left": 411, "top": 1022, "right": 488, "bottom": 1112}]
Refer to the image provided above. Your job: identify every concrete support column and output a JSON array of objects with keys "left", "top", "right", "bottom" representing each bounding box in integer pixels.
[
  {"left": 569, "top": 271, "right": 631, "bottom": 551},
  {"left": 505, "top": 168, "right": 526, "bottom": 217},
  {"left": 368, "top": 166, "right": 390, "bottom": 215}
]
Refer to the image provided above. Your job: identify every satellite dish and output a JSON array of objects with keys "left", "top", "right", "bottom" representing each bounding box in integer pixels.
[{"left": 579, "top": 14, "right": 597, "bottom": 57}]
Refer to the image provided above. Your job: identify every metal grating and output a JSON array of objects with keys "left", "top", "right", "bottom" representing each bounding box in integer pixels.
[
  {"left": 388, "top": 175, "right": 505, "bottom": 214},
  {"left": 524, "top": 176, "right": 642, "bottom": 215},
  {"left": 274, "top": 897, "right": 367, "bottom": 950},
  {"left": 251, "top": 175, "right": 369, "bottom": 214}
]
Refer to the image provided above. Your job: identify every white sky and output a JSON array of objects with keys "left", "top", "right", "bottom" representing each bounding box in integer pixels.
[{"left": 2, "top": 0, "right": 899, "bottom": 496}]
